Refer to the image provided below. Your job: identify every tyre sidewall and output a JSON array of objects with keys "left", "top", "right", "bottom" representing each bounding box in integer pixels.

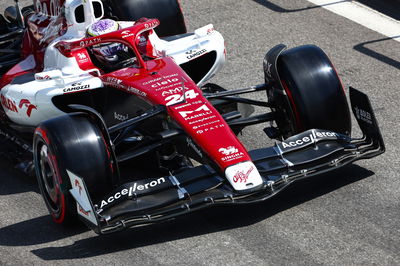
[
  {"left": 276, "top": 45, "right": 351, "bottom": 137},
  {"left": 34, "top": 113, "right": 113, "bottom": 224}
]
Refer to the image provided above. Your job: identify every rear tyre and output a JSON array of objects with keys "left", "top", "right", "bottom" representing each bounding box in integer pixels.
[
  {"left": 104, "top": 0, "right": 187, "bottom": 37},
  {"left": 272, "top": 45, "right": 351, "bottom": 138},
  {"left": 33, "top": 113, "right": 113, "bottom": 225}
]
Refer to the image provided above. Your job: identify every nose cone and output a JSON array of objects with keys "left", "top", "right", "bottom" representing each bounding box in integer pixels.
[{"left": 225, "top": 161, "right": 263, "bottom": 191}]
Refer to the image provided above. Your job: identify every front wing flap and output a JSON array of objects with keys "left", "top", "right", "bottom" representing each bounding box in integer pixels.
[{"left": 72, "top": 88, "right": 384, "bottom": 234}]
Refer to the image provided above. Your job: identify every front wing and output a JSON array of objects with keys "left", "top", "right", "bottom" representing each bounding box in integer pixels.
[{"left": 68, "top": 87, "right": 385, "bottom": 234}]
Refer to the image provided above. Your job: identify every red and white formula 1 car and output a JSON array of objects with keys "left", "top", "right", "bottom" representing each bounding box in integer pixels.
[{"left": 0, "top": 0, "right": 384, "bottom": 234}]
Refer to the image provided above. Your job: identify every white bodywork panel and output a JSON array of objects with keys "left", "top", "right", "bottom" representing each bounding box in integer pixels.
[{"left": 225, "top": 161, "right": 263, "bottom": 191}]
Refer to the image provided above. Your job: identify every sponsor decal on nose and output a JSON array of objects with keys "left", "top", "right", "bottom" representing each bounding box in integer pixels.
[{"left": 225, "top": 161, "right": 263, "bottom": 191}]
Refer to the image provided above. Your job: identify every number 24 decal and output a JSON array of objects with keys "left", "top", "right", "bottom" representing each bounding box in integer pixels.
[{"left": 165, "top": 89, "right": 199, "bottom": 106}]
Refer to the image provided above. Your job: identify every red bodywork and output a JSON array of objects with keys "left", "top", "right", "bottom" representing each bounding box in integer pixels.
[
  {"left": 55, "top": 18, "right": 251, "bottom": 170},
  {"left": 102, "top": 57, "right": 252, "bottom": 170}
]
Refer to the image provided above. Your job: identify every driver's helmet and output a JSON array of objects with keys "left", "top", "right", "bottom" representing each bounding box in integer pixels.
[{"left": 86, "top": 19, "right": 127, "bottom": 64}]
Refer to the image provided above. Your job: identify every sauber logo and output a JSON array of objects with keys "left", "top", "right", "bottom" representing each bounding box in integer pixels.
[
  {"left": 218, "top": 146, "right": 238, "bottom": 156},
  {"left": 19, "top": 99, "right": 37, "bottom": 117},
  {"left": 233, "top": 166, "right": 254, "bottom": 183}
]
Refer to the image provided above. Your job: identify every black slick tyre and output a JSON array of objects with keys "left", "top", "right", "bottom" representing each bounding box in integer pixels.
[
  {"left": 33, "top": 113, "right": 113, "bottom": 225},
  {"left": 275, "top": 45, "right": 351, "bottom": 138}
]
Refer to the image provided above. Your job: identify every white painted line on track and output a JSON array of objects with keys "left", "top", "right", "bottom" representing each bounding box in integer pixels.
[{"left": 306, "top": 0, "right": 400, "bottom": 43}]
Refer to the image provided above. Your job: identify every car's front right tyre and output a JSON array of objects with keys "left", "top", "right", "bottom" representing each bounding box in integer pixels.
[{"left": 33, "top": 113, "right": 114, "bottom": 225}]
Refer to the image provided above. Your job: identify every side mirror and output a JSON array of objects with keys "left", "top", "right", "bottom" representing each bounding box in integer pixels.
[{"left": 4, "top": 6, "right": 17, "bottom": 24}]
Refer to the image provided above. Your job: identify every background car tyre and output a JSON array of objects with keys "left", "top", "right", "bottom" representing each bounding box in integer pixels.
[
  {"left": 104, "top": 0, "right": 187, "bottom": 37},
  {"left": 274, "top": 45, "right": 351, "bottom": 138},
  {"left": 33, "top": 113, "right": 114, "bottom": 225}
]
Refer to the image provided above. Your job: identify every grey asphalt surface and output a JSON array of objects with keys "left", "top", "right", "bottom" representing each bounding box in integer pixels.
[{"left": 1, "top": 0, "right": 399, "bottom": 265}]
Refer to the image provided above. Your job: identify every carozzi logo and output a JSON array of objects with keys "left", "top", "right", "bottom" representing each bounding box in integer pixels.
[
  {"left": 186, "top": 49, "right": 207, "bottom": 60},
  {"left": 63, "top": 82, "right": 90, "bottom": 93}
]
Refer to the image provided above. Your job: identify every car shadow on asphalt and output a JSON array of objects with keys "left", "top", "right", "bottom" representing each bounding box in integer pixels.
[
  {"left": 354, "top": 37, "right": 400, "bottom": 70},
  {"left": 252, "top": 0, "right": 400, "bottom": 21},
  {"left": 251, "top": 0, "right": 347, "bottom": 13},
  {"left": 0, "top": 216, "right": 88, "bottom": 246},
  {"left": 0, "top": 158, "right": 40, "bottom": 195},
  {"left": 0, "top": 164, "right": 374, "bottom": 260}
]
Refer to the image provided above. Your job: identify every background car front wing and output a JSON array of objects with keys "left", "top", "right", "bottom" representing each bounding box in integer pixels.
[{"left": 68, "top": 87, "right": 384, "bottom": 234}]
